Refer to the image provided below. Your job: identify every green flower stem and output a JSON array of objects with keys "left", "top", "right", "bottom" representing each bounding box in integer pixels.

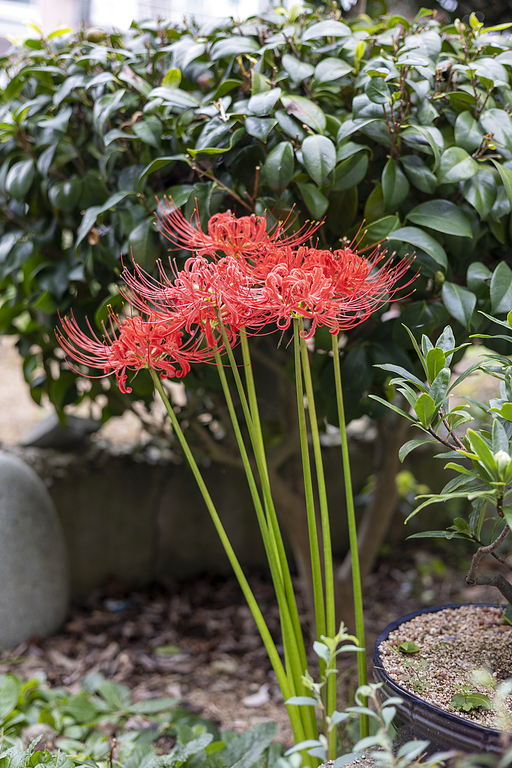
[
  {"left": 213, "top": 350, "right": 308, "bottom": 713},
  {"left": 331, "top": 333, "right": 368, "bottom": 740},
  {"left": 238, "top": 329, "right": 308, "bottom": 671},
  {"left": 150, "top": 369, "right": 308, "bottom": 746},
  {"left": 297, "top": 322, "right": 336, "bottom": 759},
  {"left": 221, "top": 329, "right": 317, "bottom": 743},
  {"left": 292, "top": 322, "right": 326, "bottom": 644}
]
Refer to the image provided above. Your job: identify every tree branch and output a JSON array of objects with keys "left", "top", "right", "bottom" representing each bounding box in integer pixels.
[{"left": 466, "top": 524, "right": 510, "bottom": 583}]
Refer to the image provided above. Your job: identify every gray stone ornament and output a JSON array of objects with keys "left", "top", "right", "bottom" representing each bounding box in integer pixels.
[{"left": 0, "top": 451, "right": 69, "bottom": 648}]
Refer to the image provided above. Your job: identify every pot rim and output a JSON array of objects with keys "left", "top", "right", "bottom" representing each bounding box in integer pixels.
[{"left": 373, "top": 602, "right": 507, "bottom": 738}]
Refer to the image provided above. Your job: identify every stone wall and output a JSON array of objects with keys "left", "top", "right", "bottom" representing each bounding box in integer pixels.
[{"left": 9, "top": 437, "right": 450, "bottom": 597}]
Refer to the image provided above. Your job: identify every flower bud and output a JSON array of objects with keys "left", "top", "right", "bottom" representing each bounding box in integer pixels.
[{"left": 494, "top": 449, "right": 511, "bottom": 477}]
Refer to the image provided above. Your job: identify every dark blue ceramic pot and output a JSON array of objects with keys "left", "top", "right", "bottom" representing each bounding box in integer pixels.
[{"left": 373, "top": 604, "right": 510, "bottom": 756}]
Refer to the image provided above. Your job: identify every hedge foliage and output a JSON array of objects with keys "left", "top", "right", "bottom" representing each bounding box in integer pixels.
[{"left": 1, "top": 8, "right": 512, "bottom": 424}]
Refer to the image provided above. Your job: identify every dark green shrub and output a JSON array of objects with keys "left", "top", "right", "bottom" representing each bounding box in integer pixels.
[
  {"left": 2, "top": 8, "right": 512, "bottom": 609},
  {"left": 1, "top": 9, "right": 511, "bottom": 419}
]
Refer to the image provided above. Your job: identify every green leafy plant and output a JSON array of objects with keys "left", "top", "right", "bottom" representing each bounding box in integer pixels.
[
  {"left": 397, "top": 641, "right": 420, "bottom": 654},
  {"left": 0, "top": 671, "right": 215, "bottom": 759},
  {"left": 283, "top": 624, "right": 363, "bottom": 761},
  {"left": 341, "top": 683, "right": 454, "bottom": 768},
  {"left": 0, "top": 671, "right": 286, "bottom": 768},
  {"left": 385, "top": 643, "right": 432, "bottom": 695},
  {"left": 372, "top": 314, "right": 512, "bottom": 609},
  {"left": 450, "top": 683, "right": 491, "bottom": 713}
]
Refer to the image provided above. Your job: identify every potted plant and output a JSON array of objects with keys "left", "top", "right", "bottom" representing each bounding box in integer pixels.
[{"left": 371, "top": 314, "right": 512, "bottom": 754}]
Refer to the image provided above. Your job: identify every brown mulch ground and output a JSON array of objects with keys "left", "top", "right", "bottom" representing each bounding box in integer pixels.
[{"left": 1, "top": 554, "right": 506, "bottom": 748}]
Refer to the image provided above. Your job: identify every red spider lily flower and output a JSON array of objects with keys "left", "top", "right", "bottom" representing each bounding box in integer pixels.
[
  {"left": 121, "top": 257, "right": 268, "bottom": 346},
  {"left": 56, "top": 310, "right": 214, "bottom": 394},
  {"left": 155, "top": 200, "right": 322, "bottom": 259},
  {"left": 254, "top": 246, "right": 415, "bottom": 337}
]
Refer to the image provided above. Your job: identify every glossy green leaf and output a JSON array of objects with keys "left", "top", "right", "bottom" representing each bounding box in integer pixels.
[
  {"left": 275, "top": 109, "right": 307, "bottom": 141},
  {"left": 296, "top": 182, "right": 329, "bottom": 218},
  {"left": 365, "top": 77, "right": 389, "bottom": 105},
  {"left": 399, "top": 438, "right": 434, "bottom": 462},
  {"left": 454, "top": 111, "right": 484, "bottom": 153},
  {"left": 480, "top": 109, "right": 512, "bottom": 155},
  {"left": 245, "top": 117, "right": 277, "bottom": 143},
  {"left": 467, "top": 262, "right": 492, "bottom": 294},
  {"left": 333, "top": 153, "right": 368, "bottom": 191},
  {"left": 406, "top": 200, "right": 472, "bottom": 238},
  {"left": 195, "top": 117, "right": 235, "bottom": 151},
  {"left": 382, "top": 158, "right": 410, "bottom": 210},
  {"left": 337, "top": 118, "right": 379, "bottom": 143},
  {"left": 247, "top": 88, "right": 281, "bottom": 116},
  {"left": 92, "top": 89, "right": 125, "bottom": 133},
  {"left": 5, "top": 159, "right": 35, "bottom": 200},
  {"left": 162, "top": 68, "right": 181, "bottom": 88},
  {"left": 128, "top": 218, "right": 159, "bottom": 271},
  {"left": 302, "top": 20, "right": 350, "bottom": 40},
  {"left": 314, "top": 57, "right": 352, "bottom": 84},
  {"left": 138, "top": 154, "right": 189, "bottom": 185},
  {"left": 363, "top": 183, "right": 385, "bottom": 222},
  {"left": 442, "top": 282, "right": 476, "bottom": 328},
  {"left": 188, "top": 127, "right": 245, "bottom": 156},
  {"left": 400, "top": 155, "right": 436, "bottom": 194},
  {"left": 437, "top": 147, "right": 478, "bottom": 185},
  {"left": 210, "top": 37, "right": 259, "bottom": 60},
  {"left": 491, "top": 260, "right": 512, "bottom": 314},
  {"left": 282, "top": 54, "right": 314, "bottom": 85},
  {"left": 415, "top": 393, "right": 436, "bottom": 427},
  {"left": 147, "top": 87, "right": 200, "bottom": 107},
  {"left": 402, "top": 125, "right": 442, "bottom": 170},
  {"left": 326, "top": 187, "right": 358, "bottom": 234},
  {"left": 362, "top": 215, "right": 400, "bottom": 244},
  {"left": 0, "top": 676, "right": 21, "bottom": 721},
  {"left": 264, "top": 141, "right": 295, "bottom": 191},
  {"left": 387, "top": 226, "right": 447, "bottom": 268},
  {"left": 37, "top": 105, "right": 72, "bottom": 133},
  {"left": 212, "top": 78, "right": 242, "bottom": 100},
  {"left": 491, "top": 159, "right": 512, "bottom": 209},
  {"left": 94, "top": 293, "right": 125, "bottom": 331},
  {"left": 429, "top": 367, "right": 450, "bottom": 407},
  {"left": 425, "top": 348, "right": 446, "bottom": 383},
  {"left": 460, "top": 169, "right": 496, "bottom": 219},
  {"left": 467, "top": 429, "right": 497, "bottom": 477},
  {"left": 132, "top": 117, "right": 162, "bottom": 148},
  {"left": 76, "top": 191, "right": 135, "bottom": 250},
  {"left": 281, "top": 94, "right": 326, "bottom": 133},
  {"left": 48, "top": 176, "right": 82, "bottom": 212},
  {"left": 302, "top": 134, "right": 335, "bottom": 185}
]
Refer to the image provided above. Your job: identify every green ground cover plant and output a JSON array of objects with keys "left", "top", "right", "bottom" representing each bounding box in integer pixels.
[{"left": 0, "top": 671, "right": 283, "bottom": 768}]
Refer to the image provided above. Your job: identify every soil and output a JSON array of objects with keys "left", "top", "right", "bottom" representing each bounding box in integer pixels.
[{"left": 378, "top": 605, "right": 512, "bottom": 732}]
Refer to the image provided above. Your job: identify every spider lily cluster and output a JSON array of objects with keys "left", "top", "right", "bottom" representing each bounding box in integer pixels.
[
  {"left": 57, "top": 204, "right": 413, "bottom": 759},
  {"left": 58, "top": 205, "right": 411, "bottom": 392}
]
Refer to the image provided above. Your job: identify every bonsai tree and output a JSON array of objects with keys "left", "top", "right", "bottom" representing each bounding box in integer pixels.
[
  {"left": 1, "top": 7, "right": 512, "bottom": 619},
  {"left": 374, "top": 313, "right": 512, "bottom": 614}
]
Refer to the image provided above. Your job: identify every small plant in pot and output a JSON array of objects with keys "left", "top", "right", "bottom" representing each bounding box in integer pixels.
[{"left": 371, "top": 313, "right": 512, "bottom": 755}]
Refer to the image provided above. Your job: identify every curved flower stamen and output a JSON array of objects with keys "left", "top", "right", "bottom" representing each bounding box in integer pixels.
[
  {"left": 56, "top": 309, "right": 215, "bottom": 394},
  {"left": 155, "top": 200, "right": 322, "bottom": 259}
]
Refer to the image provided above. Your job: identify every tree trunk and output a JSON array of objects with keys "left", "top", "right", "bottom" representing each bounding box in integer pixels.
[{"left": 347, "top": 0, "right": 366, "bottom": 17}]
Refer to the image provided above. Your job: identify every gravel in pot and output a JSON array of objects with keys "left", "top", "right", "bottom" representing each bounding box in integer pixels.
[{"left": 373, "top": 604, "right": 512, "bottom": 755}]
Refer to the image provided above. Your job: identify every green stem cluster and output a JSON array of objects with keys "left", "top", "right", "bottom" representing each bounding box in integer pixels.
[{"left": 150, "top": 317, "right": 368, "bottom": 755}]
